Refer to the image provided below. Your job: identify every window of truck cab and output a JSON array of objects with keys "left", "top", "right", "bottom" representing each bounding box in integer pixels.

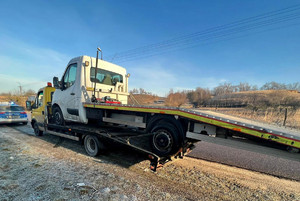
[
  {"left": 63, "top": 63, "right": 77, "bottom": 89},
  {"left": 36, "top": 91, "right": 43, "bottom": 107},
  {"left": 90, "top": 67, "right": 123, "bottom": 86}
]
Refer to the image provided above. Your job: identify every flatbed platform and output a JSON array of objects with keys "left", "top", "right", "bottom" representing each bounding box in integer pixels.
[
  {"left": 195, "top": 109, "right": 300, "bottom": 140},
  {"left": 83, "top": 102, "right": 300, "bottom": 150}
]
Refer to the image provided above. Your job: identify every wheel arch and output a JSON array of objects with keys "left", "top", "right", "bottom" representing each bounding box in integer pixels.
[
  {"left": 52, "top": 104, "right": 65, "bottom": 125},
  {"left": 52, "top": 103, "right": 61, "bottom": 110},
  {"left": 52, "top": 103, "right": 62, "bottom": 117},
  {"left": 31, "top": 118, "right": 37, "bottom": 128},
  {"left": 146, "top": 114, "right": 185, "bottom": 145}
]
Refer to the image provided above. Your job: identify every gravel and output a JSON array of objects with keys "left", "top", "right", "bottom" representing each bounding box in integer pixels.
[{"left": 1, "top": 124, "right": 300, "bottom": 201}]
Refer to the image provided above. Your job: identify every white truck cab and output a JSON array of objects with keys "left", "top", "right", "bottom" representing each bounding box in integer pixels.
[{"left": 52, "top": 55, "right": 129, "bottom": 124}]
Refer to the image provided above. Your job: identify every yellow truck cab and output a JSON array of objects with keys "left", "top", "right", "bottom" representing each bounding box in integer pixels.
[{"left": 27, "top": 83, "right": 56, "bottom": 136}]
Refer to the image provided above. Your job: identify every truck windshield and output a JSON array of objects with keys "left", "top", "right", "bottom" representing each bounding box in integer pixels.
[{"left": 90, "top": 67, "right": 123, "bottom": 86}]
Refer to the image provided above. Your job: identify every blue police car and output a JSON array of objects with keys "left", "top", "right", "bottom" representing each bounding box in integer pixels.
[{"left": 0, "top": 102, "right": 28, "bottom": 125}]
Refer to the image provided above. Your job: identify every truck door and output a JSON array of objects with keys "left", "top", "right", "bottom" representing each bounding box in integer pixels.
[
  {"left": 32, "top": 90, "right": 45, "bottom": 127},
  {"left": 61, "top": 63, "right": 79, "bottom": 121}
]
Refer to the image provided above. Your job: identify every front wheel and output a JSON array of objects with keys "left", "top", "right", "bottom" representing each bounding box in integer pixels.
[
  {"left": 53, "top": 106, "right": 64, "bottom": 125},
  {"left": 33, "top": 122, "right": 43, "bottom": 136},
  {"left": 151, "top": 123, "right": 179, "bottom": 157}
]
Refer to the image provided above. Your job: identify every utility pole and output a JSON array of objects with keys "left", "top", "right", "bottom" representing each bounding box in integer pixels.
[
  {"left": 17, "top": 82, "right": 22, "bottom": 95},
  {"left": 283, "top": 108, "right": 288, "bottom": 127}
]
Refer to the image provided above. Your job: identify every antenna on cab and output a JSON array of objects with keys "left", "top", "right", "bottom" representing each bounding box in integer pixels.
[{"left": 91, "top": 47, "right": 103, "bottom": 103}]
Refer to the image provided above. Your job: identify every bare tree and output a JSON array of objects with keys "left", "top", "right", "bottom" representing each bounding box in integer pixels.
[
  {"left": 213, "top": 82, "right": 234, "bottom": 96},
  {"left": 24, "top": 89, "right": 36, "bottom": 96},
  {"left": 165, "top": 91, "right": 187, "bottom": 107},
  {"left": 187, "top": 87, "right": 211, "bottom": 107},
  {"left": 261, "top": 82, "right": 287, "bottom": 90},
  {"left": 237, "top": 82, "right": 251, "bottom": 92},
  {"left": 251, "top": 85, "right": 258, "bottom": 91},
  {"left": 139, "top": 88, "right": 147, "bottom": 94},
  {"left": 130, "top": 88, "right": 139, "bottom": 94},
  {"left": 286, "top": 82, "right": 300, "bottom": 91}
]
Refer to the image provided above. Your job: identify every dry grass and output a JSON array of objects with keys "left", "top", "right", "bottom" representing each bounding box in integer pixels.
[
  {"left": 205, "top": 107, "right": 300, "bottom": 130},
  {"left": 0, "top": 95, "right": 28, "bottom": 107},
  {"left": 211, "top": 90, "right": 300, "bottom": 107},
  {"left": 128, "top": 94, "right": 161, "bottom": 105}
]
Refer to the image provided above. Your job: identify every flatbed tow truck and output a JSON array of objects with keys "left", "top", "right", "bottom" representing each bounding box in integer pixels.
[
  {"left": 27, "top": 49, "right": 299, "bottom": 171},
  {"left": 26, "top": 83, "right": 197, "bottom": 171}
]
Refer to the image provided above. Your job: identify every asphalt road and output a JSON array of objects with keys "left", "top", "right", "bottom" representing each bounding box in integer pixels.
[{"left": 188, "top": 135, "right": 300, "bottom": 181}]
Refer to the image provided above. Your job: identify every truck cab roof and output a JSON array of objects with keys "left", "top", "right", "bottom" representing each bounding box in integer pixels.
[{"left": 68, "top": 55, "right": 127, "bottom": 75}]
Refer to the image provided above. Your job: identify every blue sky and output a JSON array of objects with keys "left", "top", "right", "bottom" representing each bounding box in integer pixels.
[{"left": 1, "top": 0, "right": 300, "bottom": 96}]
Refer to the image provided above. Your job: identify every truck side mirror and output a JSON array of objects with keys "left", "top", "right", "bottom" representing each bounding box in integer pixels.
[
  {"left": 26, "top": 101, "right": 32, "bottom": 110},
  {"left": 53, "top": 77, "right": 60, "bottom": 89}
]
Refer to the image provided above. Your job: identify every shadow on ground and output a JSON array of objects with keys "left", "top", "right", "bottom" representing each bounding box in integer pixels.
[{"left": 4, "top": 123, "right": 150, "bottom": 170}]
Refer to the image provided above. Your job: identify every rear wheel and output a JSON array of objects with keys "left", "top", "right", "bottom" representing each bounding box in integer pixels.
[
  {"left": 84, "top": 135, "right": 105, "bottom": 157},
  {"left": 53, "top": 106, "right": 64, "bottom": 125},
  {"left": 151, "top": 123, "right": 179, "bottom": 157},
  {"left": 33, "top": 122, "right": 43, "bottom": 136}
]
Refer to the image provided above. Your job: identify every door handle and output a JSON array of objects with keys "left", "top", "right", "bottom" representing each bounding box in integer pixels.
[{"left": 70, "top": 93, "right": 75, "bottom": 95}]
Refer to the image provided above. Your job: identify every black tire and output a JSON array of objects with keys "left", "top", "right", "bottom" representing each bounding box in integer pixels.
[
  {"left": 33, "top": 122, "right": 43, "bottom": 136},
  {"left": 84, "top": 135, "right": 105, "bottom": 157},
  {"left": 151, "top": 123, "right": 179, "bottom": 157},
  {"left": 22, "top": 122, "right": 28, "bottom": 125},
  {"left": 53, "top": 106, "right": 64, "bottom": 125}
]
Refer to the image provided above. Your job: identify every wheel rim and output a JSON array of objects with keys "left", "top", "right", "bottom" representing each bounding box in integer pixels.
[
  {"left": 86, "top": 138, "right": 96, "bottom": 153},
  {"left": 153, "top": 129, "right": 173, "bottom": 152},
  {"left": 54, "top": 111, "right": 62, "bottom": 125}
]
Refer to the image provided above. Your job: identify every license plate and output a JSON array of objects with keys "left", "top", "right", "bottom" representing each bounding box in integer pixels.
[{"left": 7, "top": 115, "right": 20, "bottom": 119}]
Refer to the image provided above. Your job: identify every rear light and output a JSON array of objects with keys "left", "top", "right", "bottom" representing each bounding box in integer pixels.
[
  {"left": 0, "top": 112, "right": 5, "bottom": 114},
  {"left": 20, "top": 112, "right": 27, "bottom": 114}
]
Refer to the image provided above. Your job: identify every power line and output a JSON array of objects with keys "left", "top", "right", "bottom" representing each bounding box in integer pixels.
[
  {"left": 106, "top": 4, "right": 300, "bottom": 63},
  {"left": 112, "top": 12, "right": 300, "bottom": 61},
  {"left": 112, "top": 5, "right": 300, "bottom": 58},
  {"left": 110, "top": 5, "right": 300, "bottom": 60},
  {"left": 115, "top": 22, "right": 300, "bottom": 63},
  {"left": 115, "top": 13, "right": 300, "bottom": 62}
]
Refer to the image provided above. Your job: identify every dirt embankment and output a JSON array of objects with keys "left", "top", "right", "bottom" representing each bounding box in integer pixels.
[
  {"left": 1, "top": 125, "right": 300, "bottom": 201},
  {"left": 198, "top": 90, "right": 300, "bottom": 130}
]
